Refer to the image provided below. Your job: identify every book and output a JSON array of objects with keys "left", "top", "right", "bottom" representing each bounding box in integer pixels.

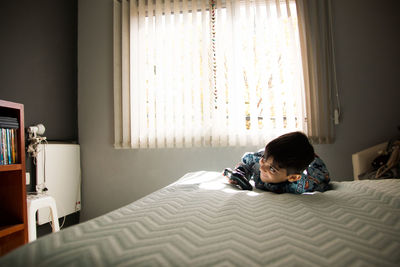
[
  {"left": 0, "top": 128, "right": 18, "bottom": 165},
  {"left": 0, "top": 116, "right": 19, "bottom": 129}
]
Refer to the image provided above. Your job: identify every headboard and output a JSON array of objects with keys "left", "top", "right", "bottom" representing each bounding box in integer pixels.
[{"left": 352, "top": 142, "right": 387, "bottom": 180}]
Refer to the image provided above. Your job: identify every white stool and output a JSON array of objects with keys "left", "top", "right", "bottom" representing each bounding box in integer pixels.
[{"left": 27, "top": 194, "right": 60, "bottom": 242}]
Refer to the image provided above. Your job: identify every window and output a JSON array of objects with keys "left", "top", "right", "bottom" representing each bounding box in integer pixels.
[{"left": 114, "top": 0, "right": 337, "bottom": 148}]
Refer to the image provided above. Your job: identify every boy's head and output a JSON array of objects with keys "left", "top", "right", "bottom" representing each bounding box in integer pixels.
[{"left": 259, "top": 131, "right": 315, "bottom": 184}]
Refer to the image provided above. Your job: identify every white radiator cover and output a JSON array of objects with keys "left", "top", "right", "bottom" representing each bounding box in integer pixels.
[{"left": 35, "top": 143, "right": 81, "bottom": 225}]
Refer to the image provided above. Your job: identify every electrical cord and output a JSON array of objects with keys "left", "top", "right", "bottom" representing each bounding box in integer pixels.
[
  {"left": 49, "top": 215, "right": 66, "bottom": 230},
  {"left": 328, "top": 0, "right": 341, "bottom": 123},
  {"left": 27, "top": 136, "right": 49, "bottom": 192}
]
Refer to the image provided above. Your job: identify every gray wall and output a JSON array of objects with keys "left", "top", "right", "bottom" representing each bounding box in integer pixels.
[
  {"left": 319, "top": 0, "right": 400, "bottom": 175},
  {"left": 0, "top": 0, "right": 79, "bottom": 234},
  {"left": 0, "top": 0, "right": 78, "bottom": 141},
  {"left": 78, "top": 0, "right": 399, "bottom": 221},
  {"left": 0, "top": 0, "right": 78, "bottom": 190}
]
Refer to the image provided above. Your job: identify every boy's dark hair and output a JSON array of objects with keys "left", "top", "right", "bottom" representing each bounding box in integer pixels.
[{"left": 263, "top": 131, "right": 315, "bottom": 175}]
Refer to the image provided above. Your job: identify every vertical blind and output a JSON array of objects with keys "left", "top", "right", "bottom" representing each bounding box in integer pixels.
[
  {"left": 114, "top": 0, "right": 336, "bottom": 148},
  {"left": 296, "top": 0, "right": 337, "bottom": 144}
]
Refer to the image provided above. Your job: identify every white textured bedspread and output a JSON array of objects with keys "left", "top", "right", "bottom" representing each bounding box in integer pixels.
[{"left": 1, "top": 171, "right": 400, "bottom": 266}]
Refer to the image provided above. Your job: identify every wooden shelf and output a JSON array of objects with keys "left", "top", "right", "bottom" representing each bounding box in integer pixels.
[
  {"left": 0, "top": 164, "right": 22, "bottom": 172},
  {"left": 0, "top": 224, "right": 25, "bottom": 239},
  {"left": 0, "top": 99, "right": 27, "bottom": 256}
]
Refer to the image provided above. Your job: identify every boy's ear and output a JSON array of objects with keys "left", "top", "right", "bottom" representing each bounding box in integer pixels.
[{"left": 287, "top": 174, "right": 301, "bottom": 182}]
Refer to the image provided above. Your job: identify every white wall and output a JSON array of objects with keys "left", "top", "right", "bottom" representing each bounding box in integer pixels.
[{"left": 78, "top": 0, "right": 400, "bottom": 221}]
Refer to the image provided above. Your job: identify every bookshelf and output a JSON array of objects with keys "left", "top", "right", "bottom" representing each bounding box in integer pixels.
[{"left": 0, "top": 100, "right": 28, "bottom": 256}]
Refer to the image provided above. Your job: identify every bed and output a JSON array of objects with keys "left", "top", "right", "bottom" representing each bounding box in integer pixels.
[{"left": 0, "top": 169, "right": 399, "bottom": 267}]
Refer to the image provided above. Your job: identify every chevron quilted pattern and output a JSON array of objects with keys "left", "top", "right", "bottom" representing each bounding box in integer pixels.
[{"left": 1, "top": 171, "right": 399, "bottom": 266}]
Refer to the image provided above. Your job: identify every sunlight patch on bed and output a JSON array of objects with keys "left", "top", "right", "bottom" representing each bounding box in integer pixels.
[
  {"left": 199, "top": 181, "right": 226, "bottom": 190},
  {"left": 302, "top": 192, "right": 319, "bottom": 195},
  {"left": 246, "top": 191, "right": 260, "bottom": 196},
  {"left": 177, "top": 171, "right": 223, "bottom": 185},
  {"left": 175, "top": 171, "right": 261, "bottom": 196},
  {"left": 222, "top": 188, "right": 241, "bottom": 194}
]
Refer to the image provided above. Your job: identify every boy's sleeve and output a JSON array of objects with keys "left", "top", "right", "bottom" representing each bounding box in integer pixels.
[
  {"left": 235, "top": 151, "right": 263, "bottom": 181},
  {"left": 291, "top": 156, "right": 331, "bottom": 194},
  {"left": 255, "top": 181, "right": 292, "bottom": 194}
]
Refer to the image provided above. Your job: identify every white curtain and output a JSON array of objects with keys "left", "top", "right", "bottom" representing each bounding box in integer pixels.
[
  {"left": 114, "top": 0, "right": 324, "bottom": 149},
  {"left": 296, "top": 0, "right": 338, "bottom": 144}
]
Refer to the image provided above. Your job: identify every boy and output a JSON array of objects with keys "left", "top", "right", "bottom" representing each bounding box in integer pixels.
[{"left": 223, "top": 131, "right": 330, "bottom": 194}]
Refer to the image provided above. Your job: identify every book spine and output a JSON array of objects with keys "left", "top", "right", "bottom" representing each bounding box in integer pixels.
[
  {"left": 14, "top": 129, "right": 18, "bottom": 164},
  {"left": 11, "top": 129, "right": 15, "bottom": 163},
  {"left": 7, "top": 129, "right": 11, "bottom": 164},
  {"left": 3, "top": 129, "right": 6, "bottom": 164},
  {"left": 0, "top": 128, "right": 3, "bottom": 165}
]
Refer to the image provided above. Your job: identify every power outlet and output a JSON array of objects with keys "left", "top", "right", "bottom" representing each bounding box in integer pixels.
[
  {"left": 26, "top": 172, "right": 30, "bottom": 185},
  {"left": 334, "top": 109, "right": 340, "bottom": 125}
]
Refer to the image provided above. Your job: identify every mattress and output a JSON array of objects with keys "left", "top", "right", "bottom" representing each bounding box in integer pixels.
[{"left": 1, "top": 171, "right": 399, "bottom": 266}]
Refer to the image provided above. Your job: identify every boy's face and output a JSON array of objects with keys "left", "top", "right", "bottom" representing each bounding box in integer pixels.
[{"left": 259, "top": 156, "right": 301, "bottom": 184}]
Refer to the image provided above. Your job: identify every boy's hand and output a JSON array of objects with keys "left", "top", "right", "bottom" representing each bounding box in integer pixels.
[{"left": 223, "top": 168, "right": 253, "bottom": 190}]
